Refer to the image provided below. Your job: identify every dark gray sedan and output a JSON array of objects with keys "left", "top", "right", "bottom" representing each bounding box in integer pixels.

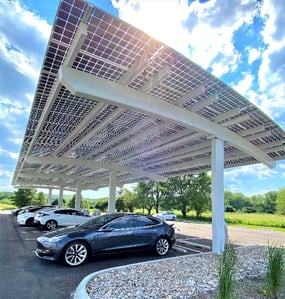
[{"left": 35, "top": 213, "right": 175, "bottom": 267}]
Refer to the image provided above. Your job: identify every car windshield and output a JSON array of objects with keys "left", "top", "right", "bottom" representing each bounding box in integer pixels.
[{"left": 79, "top": 213, "right": 124, "bottom": 229}]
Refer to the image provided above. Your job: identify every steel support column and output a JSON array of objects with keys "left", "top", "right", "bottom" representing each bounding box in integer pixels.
[
  {"left": 58, "top": 187, "right": 64, "bottom": 208},
  {"left": 108, "top": 171, "right": 117, "bottom": 213},
  {"left": 48, "top": 188, "right": 53, "bottom": 205},
  {"left": 211, "top": 137, "right": 225, "bottom": 254},
  {"left": 75, "top": 187, "right": 81, "bottom": 210}
]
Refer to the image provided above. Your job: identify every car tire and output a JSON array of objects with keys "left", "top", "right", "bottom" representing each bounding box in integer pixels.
[
  {"left": 63, "top": 241, "right": 89, "bottom": 267},
  {"left": 154, "top": 237, "right": 170, "bottom": 256},
  {"left": 45, "top": 220, "right": 57, "bottom": 230},
  {"left": 26, "top": 218, "right": 34, "bottom": 226}
]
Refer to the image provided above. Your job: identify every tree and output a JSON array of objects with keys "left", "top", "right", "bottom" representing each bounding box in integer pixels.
[
  {"left": 187, "top": 173, "right": 211, "bottom": 217},
  {"left": 263, "top": 191, "right": 277, "bottom": 213},
  {"left": 13, "top": 189, "right": 36, "bottom": 207},
  {"left": 134, "top": 181, "right": 155, "bottom": 214},
  {"left": 33, "top": 192, "right": 47, "bottom": 206},
  {"left": 67, "top": 194, "right": 89, "bottom": 209},
  {"left": 115, "top": 196, "right": 126, "bottom": 211},
  {"left": 249, "top": 194, "right": 265, "bottom": 212},
  {"left": 225, "top": 191, "right": 250, "bottom": 211},
  {"left": 165, "top": 175, "right": 192, "bottom": 218},
  {"left": 94, "top": 197, "right": 108, "bottom": 212},
  {"left": 164, "top": 173, "right": 211, "bottom": 218},
  {"left": 276, "top": 188, "right": 285, "bottom": 215},
  {"left": 152, "top": 181, "right": 168, "bottom": 213},
  {"left": 123, "top": 189, "right": 136, "bottom": 212}
]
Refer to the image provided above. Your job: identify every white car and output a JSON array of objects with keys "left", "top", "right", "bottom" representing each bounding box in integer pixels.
[
  {"left": 17, "top": 206, "right": 53, "bottom": 226},
  {"left": 153, "top": 211, "right": 177, "bottom": 221},
  {"left": 34, "top": 208, "right": 91, "bottom": 230}
]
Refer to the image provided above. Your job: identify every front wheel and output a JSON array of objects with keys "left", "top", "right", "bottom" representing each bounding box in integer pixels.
[
  {"left": 155, "top": 237, "right": 170, "bottom": 256},
  {"left": 26, "top": 218, "right": 34, "bottom": 226},
  {"left": 45, "top": 220, "right": 57, "bottom": 230},
  {"left": 63, "top": 242, "right": 89, "bottom": 267}
]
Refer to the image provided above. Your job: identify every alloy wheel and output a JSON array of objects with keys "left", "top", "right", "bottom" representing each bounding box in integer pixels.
[
  {"left": 64, "top": 242, "right": 88, "bottom": 266},
  {"left": 155, "top": 237, "right": 170, "bottom": 256}
]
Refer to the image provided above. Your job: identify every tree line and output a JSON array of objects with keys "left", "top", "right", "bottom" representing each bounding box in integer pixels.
[
  {"left": 1, "top": 173, "right": 285, "bottom": 216},
  {"left": 94, "top": 175, "right": 285, "bottom": 217}
]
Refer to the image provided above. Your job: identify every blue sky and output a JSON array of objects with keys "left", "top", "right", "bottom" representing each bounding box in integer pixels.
[{"left": 0, "top": 0, "right": 284, "bottom": 199}]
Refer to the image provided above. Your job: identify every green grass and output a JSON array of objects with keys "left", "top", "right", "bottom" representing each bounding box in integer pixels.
[
  {"left": 0, "top": 202, "right": 16, "bottom": 211},
  {"left": 263, "top": 243, "right": 285, "bottom": 297},
  {"left": 217, "top": 242, "right": 237, "bottom": 299},
  {"left": 224, "top": 212, "right": 285, "bottom": 231},
  {"left": 174, "top": 210, "right": 285, "bottom": 232}
]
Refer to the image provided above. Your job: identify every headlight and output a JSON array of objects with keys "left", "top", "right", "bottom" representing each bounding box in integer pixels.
[
  {"left": 48, "top": 235, "right": 67, "bottom": 243},
  {"left": 38, "top": 235, "right": 66, "bottom": 243}
]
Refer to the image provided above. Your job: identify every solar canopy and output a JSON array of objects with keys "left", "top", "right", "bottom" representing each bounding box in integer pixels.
[{"left": 12, "top": 0, "right": 285, "bottom": 193}]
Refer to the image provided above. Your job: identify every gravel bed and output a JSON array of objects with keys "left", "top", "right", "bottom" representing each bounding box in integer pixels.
[{"left": 86, "top": 246, "right": 271, "bottom": 299}]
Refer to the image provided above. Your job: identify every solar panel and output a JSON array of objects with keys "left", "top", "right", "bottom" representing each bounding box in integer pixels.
[{"left": 12, "top": 0, "right": 285, "bottom": 191}]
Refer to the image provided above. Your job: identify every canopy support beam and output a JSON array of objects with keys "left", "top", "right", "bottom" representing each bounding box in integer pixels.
[
  {"left": 75, "top": 186, "right": 82, "bottom": 210},
  {"left": 211, "top": 137, "right": 225, "bottom": 254},
  {"left": 108, "top": 171, "right": 117, "bottom": 213},
  {"left": 58, "top": 187, "right": 64, "bottom": 208},
  {"left": 59, "top": 66, "right": 275, "bottom": 169}
]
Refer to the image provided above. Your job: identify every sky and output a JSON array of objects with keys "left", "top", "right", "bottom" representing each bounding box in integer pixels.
[{"left": 0, "top": 0, "right": 284, "bottom": 199}]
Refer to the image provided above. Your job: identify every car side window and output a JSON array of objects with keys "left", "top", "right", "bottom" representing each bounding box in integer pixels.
[
  {"left": 104, "top": 216, "right": 134, "bottom": 230},
  {"left": 135, "top": 215, "right": 159, "bottom": 227}
]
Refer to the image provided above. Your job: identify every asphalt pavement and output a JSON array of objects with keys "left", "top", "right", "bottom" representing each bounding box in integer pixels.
[
  {"left": 2, "top": 210, "right": 284, "bottom": 299},
  {"left": 0, "top": 212, "right": 188, "bottom": 299}
]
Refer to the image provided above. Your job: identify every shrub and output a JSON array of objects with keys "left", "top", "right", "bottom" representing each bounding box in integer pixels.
[
  {"left": 225, "top": 205, "right": 236, "bottom": 212},
  {"left": 263, "top": 243, "right": 285, "bottom": 297},
  {"left": 242, "top": 206, "right": 257, "bottom": 213},
  {"left": 217, "top": 242, "right": 237, "bottom": 299}
]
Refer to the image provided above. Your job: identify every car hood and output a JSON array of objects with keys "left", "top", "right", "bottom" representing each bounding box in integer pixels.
[{"left": 42, "top": 226, "right": 88, "bottom": 238}]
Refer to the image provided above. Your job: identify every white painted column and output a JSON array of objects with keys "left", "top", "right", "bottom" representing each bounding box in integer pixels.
[
  {"left": 108, "top": 171, "right": 117, "bottom": 213},
  {"left": 58, "top": 187, "right": 64, "bottom": 208},
  {"left": 211, "top": 137, "right": 225, "bottom": 254},
  {"left": 75, "top": 186, "right": 81, "bottom": 210},
  {"left": 48, "top": 188, "right": 53, "bottom": 205}
]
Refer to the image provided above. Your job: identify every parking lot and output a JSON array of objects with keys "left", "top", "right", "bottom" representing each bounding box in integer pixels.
[
  {"left": 0, "top": 211, "right": 210, "bottom": 299},
  {"left": 2, "top": 210, "right": 284, "bottom": 299}
]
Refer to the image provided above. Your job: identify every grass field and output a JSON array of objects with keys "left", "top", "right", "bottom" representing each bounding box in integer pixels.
[
  {"left": 0, "top": 203, "right": 15, "bottom": 211},
  {"left": 178, "top": 210, "right": 285, "bottom": 232}
]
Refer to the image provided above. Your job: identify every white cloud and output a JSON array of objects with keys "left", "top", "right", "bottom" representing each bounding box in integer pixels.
[
  {"left": 0, "top": 146, "right": 18, "bottom": 160},
  {"left": 0, "top": 35, "right": 39, "bottom": 82},
  {"left": 225, "top": 164, "right": 278, "bottom": 180},
  {"left": 232, "top": 73, "right": 254, "bottom": 96},
  {"left": 112, "top": 0, "right": 191, "bottom": 57},
  {"left": 0, "top": 168, "right": 12, "bottom": 179},
  {"left": 255, "top": 0, "right": 285, "bottom": 124},
  {"left": 8, "top": 152, "right": 19, "bottom": 160},
  {"left": 0, "top": 0, "right": 51, "bottom": 85},
  {"left": 248, "top": 48, "right": 261, "bottom": 64},
  {"left": 8, "top": 138, "right": 23, "bottom": 146}
]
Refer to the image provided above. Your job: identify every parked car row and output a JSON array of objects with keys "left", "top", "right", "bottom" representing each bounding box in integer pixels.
[
  {"left": 15, "top": 205, "right": 91, "bottom": 230},
  {"left": 16, "top": 205, "right": 54, "bottom": 226},
  {"left": 13, "top": 206, "right": 176, "bottom": 267}
]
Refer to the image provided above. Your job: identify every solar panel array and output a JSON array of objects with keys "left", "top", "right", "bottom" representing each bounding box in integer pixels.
[{"left": 12, "top": 0, "right": 285, "bottom": 191}]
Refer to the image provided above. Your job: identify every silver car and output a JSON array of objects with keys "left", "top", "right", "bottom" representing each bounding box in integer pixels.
[{"left": 153, "top": 211, "right": 177, "bottom": 221}]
